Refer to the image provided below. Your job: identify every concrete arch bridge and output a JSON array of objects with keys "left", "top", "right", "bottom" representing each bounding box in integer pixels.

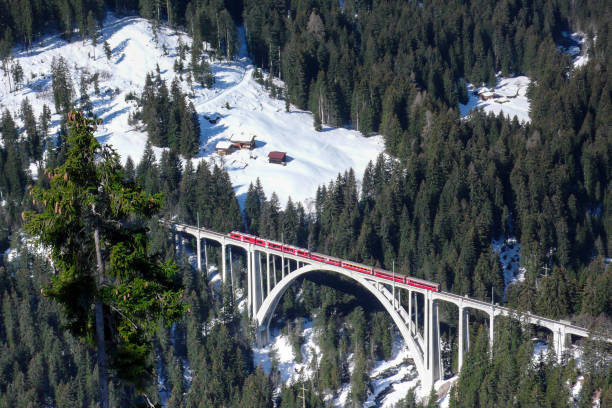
[{"left": 168, "top": 221, "right": 609, "bottom": 392}]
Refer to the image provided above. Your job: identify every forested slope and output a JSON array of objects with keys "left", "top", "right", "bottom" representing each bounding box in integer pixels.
[{"left": 0, "top": 0, "right": 611, "bottom": 407}]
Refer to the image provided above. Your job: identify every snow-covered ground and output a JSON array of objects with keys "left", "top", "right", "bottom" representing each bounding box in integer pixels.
[
  {"left": 558, "top": 31, "right": 589, "bottom": 69},
  {"left": 252, "top": 318, "right": 321, "bottom": 386},
  {"left": 460, "top": 76, "right": 531, "bottom": 123},
  {"left": 363, "top": 338, "right": 420, "bottom": 408},
  {"left": 253, "top": 322, "right": 423, "bottom": 408},
  {"left": 0, "top": 13, "right": 384, "bottom": 209},
  {"left": 491, "top": 236, "right": 524, "bottom": 292}
]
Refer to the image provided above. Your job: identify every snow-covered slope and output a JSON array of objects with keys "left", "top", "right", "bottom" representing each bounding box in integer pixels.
[
  {"left": 460, "top": 76, "right": 531, "bottom": 123},
  {"left": 0, "top": 13, "right": 383, "bottom": 209},
  {"left": 558, "top": 31, "right": 589, "bottom": 69},
  {"left": 253, "top": 321, "right": 427, "bottom": 407}
]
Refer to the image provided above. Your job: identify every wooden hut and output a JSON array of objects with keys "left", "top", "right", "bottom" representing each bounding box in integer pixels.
[
  {"left": 230, "top": 135, "right": 256, "bottom": 149},
  {"left": 268, "top": 151, "right": 287, "bottom": 165},
  {"left": 216, "top": 141, "right": 235, "bottom": 156}
]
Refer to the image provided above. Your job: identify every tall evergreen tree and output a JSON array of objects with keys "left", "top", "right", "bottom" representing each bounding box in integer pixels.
[{"left": 25, "top": 111, "right": 186, "bottom": 407}]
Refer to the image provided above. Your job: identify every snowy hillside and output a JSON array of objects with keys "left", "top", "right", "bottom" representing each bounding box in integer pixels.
[
  {"left": 0, "top": 13, "right": 384, "bottom": 208},
  {"left": 460, "top": 76, "right": 531, "bottom": 123},
  {"left": 252, "top": 319, "right": 431, "bottom": 407},
  {"left": 557, "top": 31, "right": 589, "bottom": 69}
]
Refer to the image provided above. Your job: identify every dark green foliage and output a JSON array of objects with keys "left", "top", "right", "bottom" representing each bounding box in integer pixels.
[
  {"left": 24, "top": 111, "right": 186, "bottom": 401},
  {"left": 449, "top": 317, "right": 579, "bottom": 408},
  {"left": 21, "top": 98, "right": 41, "bottom": 161},
  {"left": 139, "top": 72, "right": 200, "bottom": 158},
  {"left": 104, "top": 39, "right": 112, "bottom": 60},
  {"left": 51, "top": 56, "right": 74, "bottom": 114}
]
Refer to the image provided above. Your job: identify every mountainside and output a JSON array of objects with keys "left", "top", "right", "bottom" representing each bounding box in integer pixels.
[{"left": 0, "top": 12, "right": 383, "bottom": 208}]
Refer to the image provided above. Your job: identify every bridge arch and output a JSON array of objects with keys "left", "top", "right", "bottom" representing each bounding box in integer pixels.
[{"left": 254, "top": 263, "right": 433, "bottom": 390}]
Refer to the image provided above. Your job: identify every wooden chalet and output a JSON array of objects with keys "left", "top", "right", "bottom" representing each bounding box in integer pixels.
[
  {"left": 230, "top": 134, "right": 256, "bottom": 149},
  {"left": 215, "top": 141, "right": 235, "bottom": 156},
  {"left": 478, "top": 89, "right": 496, "bottom": 101},
  {"left": 268, "top": 151, "right": 287, "bottom": 165}
]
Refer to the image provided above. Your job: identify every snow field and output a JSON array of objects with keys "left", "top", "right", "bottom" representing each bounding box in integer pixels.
[
  {"left": 253, "top": 320, "right": 423, "bottom": 408},
  {"left": 491, "top": 236, "right": 525, "bottom": 292},
  {"left": 460, "top": 76, "right": 531, "bottom": 123},
  {"left": 1, "top": 13, "right": 384, "bottom": 210}
]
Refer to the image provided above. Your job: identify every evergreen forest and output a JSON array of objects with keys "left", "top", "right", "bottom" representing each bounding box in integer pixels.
[{"left": 0, "top": 0, "right": 611, "bottom": 407}]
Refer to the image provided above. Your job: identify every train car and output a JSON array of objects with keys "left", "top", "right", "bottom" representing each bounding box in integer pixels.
[
  {"left": 283, "top": 245, "right": 296, "bottom": 255},
  {"left": 310, "top": 254, "right": 326, "bottom": 262},
  {"left": 405, "top": 278, "right": 440, "bottom": 292},
  {"left": 296, "top": 249, "right": 310, "bottom": 258},
  {"left": 342, "top": 262, "right": 372, "bottom": 275},
  {"left": 267, "top": 241, "right": 283, "bottom": 251},
  {"left": 229, "top": 232, "right": 242, "bottom": 241},
  {"left": 326, "top": 258, "right": 342, "bottom": 267},
  {"left": 255, "top": 238, "right": 267, "bottom": 247},
  {"left": 373, "top": 269, "right": 404, "bottom": 283}
]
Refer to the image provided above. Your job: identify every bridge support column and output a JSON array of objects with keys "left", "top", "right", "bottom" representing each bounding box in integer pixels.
[
  {"left": 204, "top": 238, "right": 208, "bottom": 273},
  {"left": 229, "top": 246, "right": 234, "bottom": 294},
  {"left": 252, "top": 250, "right": 259, "bottom": 316},
  {"left": 247, "top": 246, "right": 252, "bottom": 317},
  {"left": 281, "top": 256, "right": 285, "bottom": 279},
  {"left": 266, "top": 252, "right": 270, "bottom": 296},
  {"left": 553, "top": 325, "right": 566, "bottom": 363},
  {"left": 196, "top": 235, "right": 201, "bottom": 273},
  {"left": 458, "top": 307, "right": 469, "bottom": 373},
  {"left": 221, "top": 244, "right": 227, "bottom": 284},
  {"left": 258, "top": 252, "right": 264, "bottom": 311},
  {"left": 408, "top": 290, "right": 413, "bottom": 334},
  {"left": 489, "top": 310, "right": 494, "bottom": 356},
  {"left": 427, "top": 296, "right": 442, "bottom": 388},
  {"left": 273, "top": 255, "right": 277, "bottom": 286}
]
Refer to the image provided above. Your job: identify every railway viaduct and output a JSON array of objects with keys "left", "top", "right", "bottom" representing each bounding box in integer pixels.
[{"left": 168, "top": 221, "right": 610, "bottom": 392}]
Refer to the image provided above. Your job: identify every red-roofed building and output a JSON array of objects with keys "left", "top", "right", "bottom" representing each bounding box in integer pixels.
[{"left": 268, "top": 151, "right": 287, "bottom": 165}]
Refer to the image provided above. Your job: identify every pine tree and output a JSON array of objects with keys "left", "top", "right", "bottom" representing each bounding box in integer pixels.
[
  {"left": 313, "top": 110, "right": 322, "bottom": 131},
  {"left": 39, "top": 104, "right": 51, "bottom": 141},
  {"left": 80, "top": 72, "right": 93, "bottom": 114},
  {"left": 21, "top": 98, "right": 41, "bottom": 160},
  {"left": 11, "top": 61, "right": 23, "bottom": 92},
  {"left": 51, "top": 56, "right": 73, "bottom": 114},
  {"left": 87, "top": 11, "right": 98, "bottom": 59},
  {"left": 25, "top": 111, "right": 186, "bottom": 407},
  {"left": 104, "top": 40, "right": 112, "bottom": 61},
  {"left": 123, "top": 156, "right": 135, "bottom": 184}
]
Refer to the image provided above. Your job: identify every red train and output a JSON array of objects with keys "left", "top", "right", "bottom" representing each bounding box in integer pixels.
[{"left": 228, "top": 231, "right": 440, "bottom": 292}]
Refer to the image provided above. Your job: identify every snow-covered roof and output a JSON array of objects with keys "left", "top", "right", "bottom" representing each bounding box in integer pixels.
[
  {"left": 230, "top": 134, "right": 255, "bottom": 144},
  {"left": 216, "top": 141, "right": 233, "bottom": 150}
]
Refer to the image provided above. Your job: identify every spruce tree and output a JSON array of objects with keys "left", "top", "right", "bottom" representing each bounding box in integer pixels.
[
  {"left": 104, "top": 40, "right": 112, "bottom": 61},
  {"left": 21, "top": 98, "right": 41, "bottom": 160},
  {"left": 87, "top": 11, "right": 97, "bottom": 59},
  {"left": 25, "top": 111, "right": 186, "bottom": 407},
  {"left": 51, "top": 56, "right": 73, "bottom": 114}
]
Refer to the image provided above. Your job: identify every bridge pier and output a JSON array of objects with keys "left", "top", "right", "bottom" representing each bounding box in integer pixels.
[
  {"left": 458, "top": 307, "right": 470, "bottom": 372},
  {"left": 229, "top": 246, "right": 235, "bottom": 295},
  {"left": 426, "top": 296, "right": 442, "bottom": 387},
  {"left": 247, "top": 245, "right": 252, "bottom": 317},
  {"left": 204, "top": 239, "right": 208, "bottom": 273},
  {"left": 408, "top": 290, "right": 413, "bottom": 334},
  {"left": 553, "top": 325, "right": 567, "bottom": 363},
  {"left": 221, "top": 243, "right": 227, "bottom": 284},
  {"left": 489, "top": 310, "right": 495, "bottom": 355},
  {"left": 196, "top": 233, "right": 201, "bottom": 273},
  {"left": 266, "top": 252, "right": 270, "bottom": 296}
]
